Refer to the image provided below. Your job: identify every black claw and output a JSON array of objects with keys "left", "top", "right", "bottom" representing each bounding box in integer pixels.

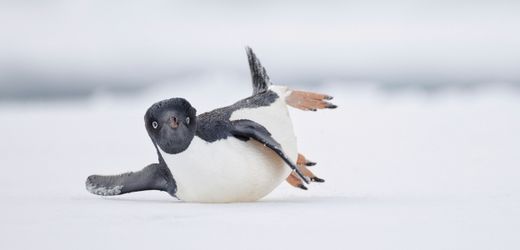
[
  {"left": 326, "top": 104, "right": 338, "bottom": 109},
  {"left": 309, "top": 108, "right": 317, "bottom": 112},
  {"left": 298, "top": 184, "right": 308, "bottom": 190},
  {"left": 305, "top": 161, "right": 317, "bottom": 166},
  {"left": 310, "top": 177, "right": 325, "bottom": 183},
  {"left": 324, "top": 95, "right": 334, "bottom": 100}
]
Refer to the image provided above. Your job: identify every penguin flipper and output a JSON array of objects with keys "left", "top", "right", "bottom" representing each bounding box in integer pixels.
[
  {"left": 86, "top": 163, "right": 177, "bottom": 197},
  {"left": 246, "top": 47, "right": 271, "bottom": 95},
  {"left": 230, "top": 119, "right": 309, "bottom": 184}
]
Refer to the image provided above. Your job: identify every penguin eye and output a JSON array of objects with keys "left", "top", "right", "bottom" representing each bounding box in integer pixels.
[
  {"left": 152, "top": 121, "right": 158, "bottom": 129},
  {"left": 186, "top": 117, "right": 190, "bottom": 125}
]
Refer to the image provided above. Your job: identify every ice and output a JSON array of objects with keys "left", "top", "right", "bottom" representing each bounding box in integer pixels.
[{"left": 0, "top": 78, "right": 519, "bottom": 249}]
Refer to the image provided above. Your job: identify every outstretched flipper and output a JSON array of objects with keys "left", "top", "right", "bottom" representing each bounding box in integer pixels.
[
  {"left": 230, "top": 119, "right": 309, "bottom": 184},
  {"left": 86, "top": 163, "right": 177, "bottom": 197},
  {"left": 246, "top": 46, "right": 271, "bottom": 95}
]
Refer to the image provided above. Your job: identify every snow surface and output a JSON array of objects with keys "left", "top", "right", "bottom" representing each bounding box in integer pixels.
[{"left": 1, "top": 77, "right": 520, "bottom": 249}]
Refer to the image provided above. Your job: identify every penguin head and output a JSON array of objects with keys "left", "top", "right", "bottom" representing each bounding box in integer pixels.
[{"left": 144, "top": 98, "right": 197, "bottom": 154}]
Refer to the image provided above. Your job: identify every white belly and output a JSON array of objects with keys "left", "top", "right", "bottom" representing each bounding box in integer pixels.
[{"left": 161, "top": 86, "right": 297, "bottom": 202}]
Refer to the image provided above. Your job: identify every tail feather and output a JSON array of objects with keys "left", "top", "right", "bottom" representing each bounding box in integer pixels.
[{"left": 246, "top": 46, "right": 271, "bottom": 95}]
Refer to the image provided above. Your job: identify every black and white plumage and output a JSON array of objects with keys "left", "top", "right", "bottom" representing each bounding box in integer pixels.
[{"left": 86, "top": 47, "right": 335, "bottom": 202}]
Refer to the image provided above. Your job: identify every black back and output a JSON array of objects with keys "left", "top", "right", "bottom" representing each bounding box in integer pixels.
[{"left": 195, "top": 90, "right": 279, "bottom": 142}]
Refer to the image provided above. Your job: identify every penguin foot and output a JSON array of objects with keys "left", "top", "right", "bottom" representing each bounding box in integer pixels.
[
  {"left": 286, "top": 90, "right": 337, "bottom": 111},
  {"left": 287, "top": 171, "right": 308, "bottom": 190},
  {"left": 286, "top": 154, "right": 325, "bottom": 190},
  {"left": 297, "top": 154, "right": 325, "bottom": 182},
  {"left": 299, "top": 164, "right": 325, "bottom": 183},
  {"left": 297, "top": 153, "right": 317, "bottom": 167}
]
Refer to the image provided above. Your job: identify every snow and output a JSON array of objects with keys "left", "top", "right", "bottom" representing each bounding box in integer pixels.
[{"left": 1, "top": 78, "right": 520, "bottom": 249}]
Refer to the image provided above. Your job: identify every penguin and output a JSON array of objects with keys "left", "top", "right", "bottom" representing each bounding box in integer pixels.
[{"left": 86, "top": 47, "right": 336, "bottom": 202}]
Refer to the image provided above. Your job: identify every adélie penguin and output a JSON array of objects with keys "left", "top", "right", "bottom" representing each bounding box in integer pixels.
[{"left": 86, "top": 47, "right": 337, "bottom": 202}]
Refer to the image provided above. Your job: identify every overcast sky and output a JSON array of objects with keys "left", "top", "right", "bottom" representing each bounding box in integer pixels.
[{"left": 1, "top": 0, "right": 519, "bottom": 99}]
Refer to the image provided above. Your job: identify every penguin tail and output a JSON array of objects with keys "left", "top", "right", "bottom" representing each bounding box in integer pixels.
[
  {"left": 85, "top": 163, "right": 177, "bottom": 197},
  {"left": 246, "top": 46, "right": 271, "bottom": 95}
]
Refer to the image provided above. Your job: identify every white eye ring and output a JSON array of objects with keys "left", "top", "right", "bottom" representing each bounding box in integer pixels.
[
  {"left": 152, "top": 121, "right": 158, "bottom": 129},
  {"left": 186, "top": 117, "right": 190, "bottom": 125}
]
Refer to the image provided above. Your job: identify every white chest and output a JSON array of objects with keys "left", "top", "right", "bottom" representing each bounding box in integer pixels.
[{"left": 161, "top": 86, "right": 297, "bottom": 202}]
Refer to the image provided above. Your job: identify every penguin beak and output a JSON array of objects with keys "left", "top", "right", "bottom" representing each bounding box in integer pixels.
[{"left": 169, "top": 116, "right": 179, "bottom": 129}]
